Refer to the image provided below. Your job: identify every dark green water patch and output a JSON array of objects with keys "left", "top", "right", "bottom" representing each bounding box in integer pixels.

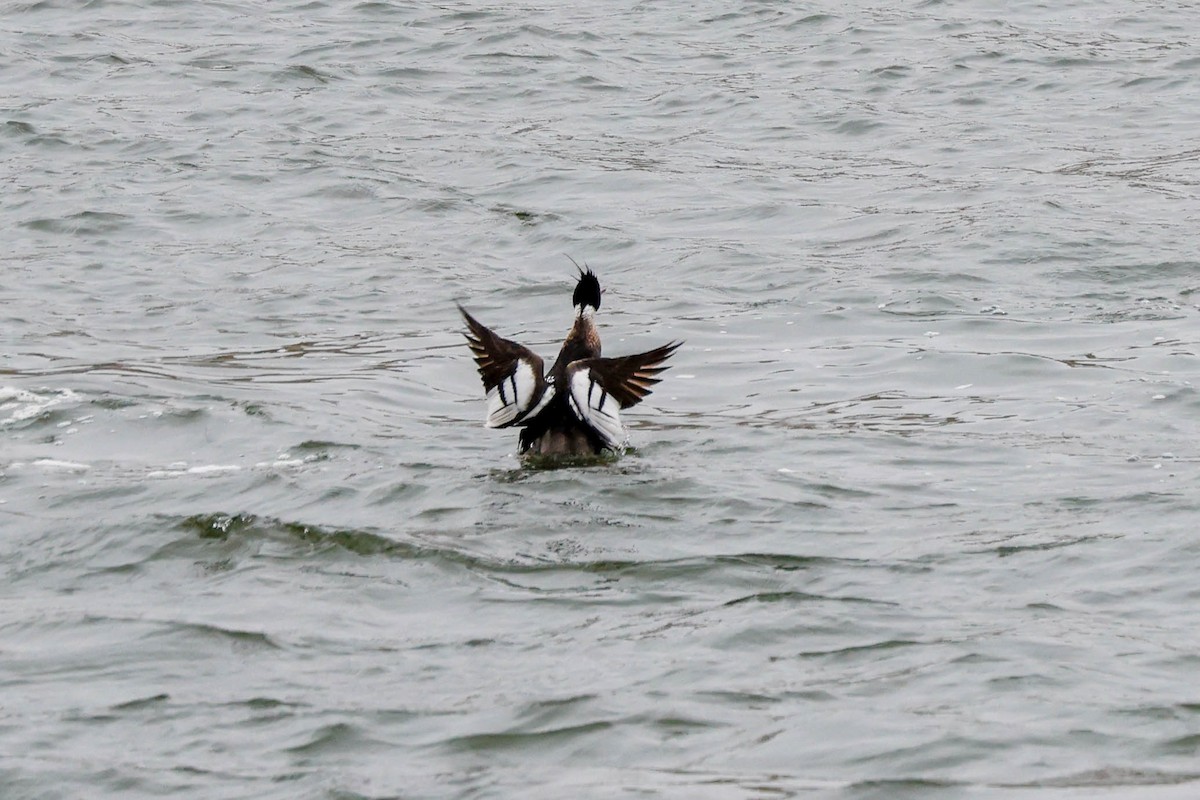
[
  {"left": 90, "top": 395, "right": 139, "bottom": 410},
  {"left": 234, "top": 697, "right": 306, "bottom": 711},
  {"left": 441, "top": 720, "right": 613, "bottom": 753},
  {"left": 23, "top": 210, "right": 132, "bottom": 235},
  {"left": 166, "top": 621, "right": 282, "bottom": 651},
  {"left": 279, "top": 63, "right": 333, "bottom": 83},
  {"left": 1006, "top": 767, "right": 1200, "bottom": 787},
  {"left": 177, "top": 511, "right": 865, "bottom": 580},
  {"left": 110, "top": 693, "right": 170, "bottom": 711},
  {"left": 1161, "top": 734, "right": 1200, "bottom": 755},
  {"left": 515, "top": 450, "right": 622, "bottom": 471},
  {"left": 179, "top": 513, "right": 399, "bottom": 557},
  {"left": 990, "top": 534, "right": 1108, "bottom": 557},
  {"left": 295, "top": 439, "right": 361, "bottom": 451},
  {"left": 285, "top": 722, "right": 375, "bottom": 756},
  {"left": 844, "top": 777, "right": 965, "bottom": 799},
  {"left": 790, "top": 639, "right": 923, "bottom": 660},
  {"left": 4, "top": 119, "right": 36, "bottom": 136},
  {"left": 723, "top": 590, "right": 895, "bottom": 607}
]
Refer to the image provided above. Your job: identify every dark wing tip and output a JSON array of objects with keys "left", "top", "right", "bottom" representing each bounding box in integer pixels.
[
  {"left": 457, "top": 304, "right": 493, "bottom": 346},
  {"left": 455, "top": 304, "right": 545, "bottom": 395},
  {"left": 576, "top": 340, "right": 683, "bottom": 410},
  {"left": 457, "top": 303, "right": 479, "bottom": 327},
  {"left": 646, "top": 340, "right": 683, "bottom": 365}
]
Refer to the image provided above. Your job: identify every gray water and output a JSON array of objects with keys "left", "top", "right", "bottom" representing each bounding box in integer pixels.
[{"left": 3, "top": 1, "right": 1200, "bottom": 797}]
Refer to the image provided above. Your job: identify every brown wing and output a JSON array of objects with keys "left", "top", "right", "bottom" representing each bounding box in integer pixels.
[
  {"left": 570, "top": 341, "right": 681, "bottom": 410},
  {"left": 458, "top": 305, "right": 548, "bottom": 428}
]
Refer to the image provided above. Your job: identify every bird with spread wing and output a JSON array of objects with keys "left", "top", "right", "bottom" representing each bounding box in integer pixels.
[{"left": 458, "top": 268, "right": 681, "bottom": 456}]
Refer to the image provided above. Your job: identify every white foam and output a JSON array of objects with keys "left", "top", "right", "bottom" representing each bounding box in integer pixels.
[
  {"left": 0, "top": 387, "right": 80, "bottom": 427},
  {"left": 253, "top": 457, "right": 309, "bottom": 469},
  {"left": 186, "top": 464, "right": 241, "bottom": 475},
  {"left": 31, "top": 459, "right": 90, "bottom": 472},
  {"left": 148, "top": 460, "right": 247, "bottom": 479}
]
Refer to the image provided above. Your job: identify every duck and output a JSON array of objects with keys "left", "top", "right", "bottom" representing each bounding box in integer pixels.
[{"left": 458, "top": 267, "right": 681, "bottom": 456}]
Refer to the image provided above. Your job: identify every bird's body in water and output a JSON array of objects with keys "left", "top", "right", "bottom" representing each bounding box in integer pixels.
[{"left": 459, "top": 268, "right": 680, "bottom": 458}]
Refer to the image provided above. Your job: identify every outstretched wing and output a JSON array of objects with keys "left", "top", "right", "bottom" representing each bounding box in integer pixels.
[
  {"left": 565, "top": 341, "right": 681, "bottom": 449},
  {"left": 458, "top": 305, "right": 551, "bottom": 428}
]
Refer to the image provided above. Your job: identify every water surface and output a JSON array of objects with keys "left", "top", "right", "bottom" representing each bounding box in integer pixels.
[{"left": 3, "top": 1, "right": 1200, "bottom": 798}]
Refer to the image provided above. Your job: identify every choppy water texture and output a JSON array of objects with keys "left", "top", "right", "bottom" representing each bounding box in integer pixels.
[{"left": 3, "top": 1, "right": 1200, "bottom": 798}]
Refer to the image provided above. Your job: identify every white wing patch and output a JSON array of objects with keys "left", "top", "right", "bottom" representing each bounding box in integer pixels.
[
  {"left": 485, "top": 358, "right": 540, "bottom": 428},
  {"left": 522, "top": 384, "right": 555, "bottom": 421},
  {"left": 567, "top": 367, "right": 626, "bottom": 449}
]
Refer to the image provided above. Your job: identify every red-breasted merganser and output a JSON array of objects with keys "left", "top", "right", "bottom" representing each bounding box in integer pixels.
[{"left": 458, "top": 268, "right": 680, "bottom": 456}]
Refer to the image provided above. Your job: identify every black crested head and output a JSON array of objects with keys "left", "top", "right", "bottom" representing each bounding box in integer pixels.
[{"left": 572, "top": 266, "right": 602, "bottom": 312}]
